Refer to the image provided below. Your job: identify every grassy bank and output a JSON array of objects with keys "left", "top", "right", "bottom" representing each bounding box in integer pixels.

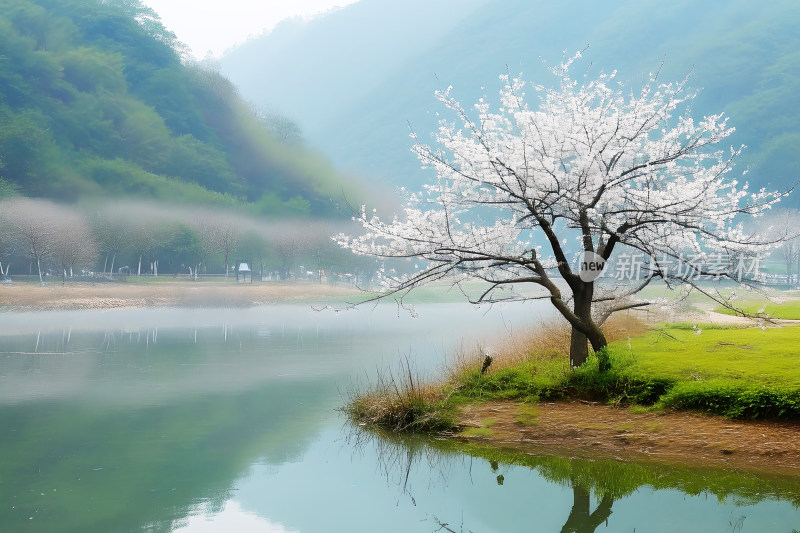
[{"left": 345, "top": 317, "right": 800, "bottom": 432}]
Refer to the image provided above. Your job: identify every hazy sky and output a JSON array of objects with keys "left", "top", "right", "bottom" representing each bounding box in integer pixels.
[{"left": 142, "top": 0, "right": 360, "bottom": 59}]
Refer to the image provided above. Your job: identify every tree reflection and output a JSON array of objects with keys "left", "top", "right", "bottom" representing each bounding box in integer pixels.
[
  {"left": 560, "top": 480, "right": 613, "bottom": 533},
  {"left": 348, "top": 422, "right": 800, "bottom": 532}
]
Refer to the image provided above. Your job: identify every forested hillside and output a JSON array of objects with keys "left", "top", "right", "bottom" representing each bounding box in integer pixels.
[
  {"left": 0, "top": 0, "right": 359, "bottom": 216},
  {"left": 223, "top": 0, "right": 800, "bottom": 203}
]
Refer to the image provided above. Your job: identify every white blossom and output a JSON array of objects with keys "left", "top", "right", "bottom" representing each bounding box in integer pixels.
[{"left": 336, "top": 54, "right": 789, "bottom": 361}]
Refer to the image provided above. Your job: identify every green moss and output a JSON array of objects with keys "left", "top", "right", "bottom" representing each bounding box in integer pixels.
[
  {"left": 628, "top": 404, "right": 663, "bottom": 415},
  {"left": 515, "top": 405, "right": 540, "bottom": 425},
  {"left": 462, "top": 427, "right": 495, "bottom": 437}
]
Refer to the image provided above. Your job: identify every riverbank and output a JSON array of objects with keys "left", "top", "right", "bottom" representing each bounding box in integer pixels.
[
  {"left": 6, "top": 281, "right": 800, "bottom": 476},
  {"left": 0, "top": 279, "right": 363, "bottom": 310},
  {"left": 346, "top": 311, "right": 800, "bottom": 476},
  {"left": 457, "top": 400, "right": 800, "bottom": 475}
]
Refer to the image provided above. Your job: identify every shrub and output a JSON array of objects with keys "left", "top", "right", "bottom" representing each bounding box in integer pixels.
[{"left": 661, "top": 382, "right": 800, "bottom": 419}]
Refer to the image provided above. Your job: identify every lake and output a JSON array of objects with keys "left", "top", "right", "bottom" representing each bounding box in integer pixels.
[{"left": 0, "top": 303, "right": 798, "bottom": 532}]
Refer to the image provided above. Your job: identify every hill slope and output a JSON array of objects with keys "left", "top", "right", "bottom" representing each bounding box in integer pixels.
[
  {"left": 222, "top": 0, "right": 800, "bottom": 202},
  {"left": 0, "top": 0, "right": 359, "bottom": 216}
]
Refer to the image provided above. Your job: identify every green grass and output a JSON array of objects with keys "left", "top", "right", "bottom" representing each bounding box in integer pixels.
[
  {"left": 635, "top": 282, "right": 800, "bottom": 319},
  {"left": 515, "top": 404, "right": 540, "bottom": 425},
  {"left": 622, "top": 324, "right": 800, "bottom": 387},
  {"left": 715, "top": 299, "right": 800, "bottom": 319},
  {"left": 453, "top": 323, "right": 800, "bottom": 420},
  {"left": 345, "top": 321, "right": 800, "bottom": 432},
  {"left": 461, "top": 427, "right": 495, "bottom": 437}
]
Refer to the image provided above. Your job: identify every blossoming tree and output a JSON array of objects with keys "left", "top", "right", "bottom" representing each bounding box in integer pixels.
[{"left": 337, "top": 55, "right": 787, "bottom": 367}]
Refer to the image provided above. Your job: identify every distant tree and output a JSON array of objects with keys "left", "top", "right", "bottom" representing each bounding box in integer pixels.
[
  {"left": 779, "top": 224, "right": 800, "bottom": 287},
  {"left": 759, "top": 209, "right": 800, "bottom": 285},
  {"left": 0, "top": 205, "right": 18, "bottom": 277},
  {"left": 0, "top": 156, "right": 22, "bottom": 200},
  {"left": 0, "top": 198, "right": 57, "bottom": 284},
  {"left": 183, "top": 219, "right": 221, "bottom": 280},
  {"left": 338, "top": 55, "right": 789, "bottom": 368},
  {"left": 87, "top": 209, "right": 130, "bottom": 277},
  {"left": 272, "top": 229, "right": 308, "bottom": 280},
  {"left": 203, "top": 214, "right": 239, "bottom": 277},
  {"left": 254, "top": 110, "right": 304, "bottom": 144},
  {"left": 103, "top": 0, "right": 182, "bottom": 53},
  {"left": 128, "top": 217, "right": 174, "bottom": 277},
  {"left": 238, "top": 229, "right": 269, "bottom": 281},
  {"left": 50, "top": 206, "right": 97, "bottom": 284}
]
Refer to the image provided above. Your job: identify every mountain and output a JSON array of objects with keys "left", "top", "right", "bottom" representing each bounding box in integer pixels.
[
  {"left": 0, "top": 0, "right": 361, "bottom": 216},
  {"left": 221, "top": 0, "right": 800, "bottom": 204}
]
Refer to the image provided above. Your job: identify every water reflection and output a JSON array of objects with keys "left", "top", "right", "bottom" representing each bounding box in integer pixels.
[
  {"left": 0, "top": 303, "right": 552, "bottom": 532},
  {"left": 1, "top": 304, "right": 798, "bottom": 532},
  {"left": 346, "top": 425, "right": 800, "bottom": 533},
  {"left": 560, "top": 483, "right": 613, "bottom": 533}
]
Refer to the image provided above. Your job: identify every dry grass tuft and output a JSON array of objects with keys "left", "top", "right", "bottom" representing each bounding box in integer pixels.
[
  {"left": 345, "top": 314, "right": 651, "bottom": 432},
  {"left": 602, "top": 313, "right": 650, "bottom": 343},
  {"left": 446, "top": 314, "right": 649, "bottom": 379},
  {"left": 343, "top": 357, "right": 455, "bottom": 432}
]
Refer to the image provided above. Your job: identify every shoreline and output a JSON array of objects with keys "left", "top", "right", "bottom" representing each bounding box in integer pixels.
[
  {"left": 0, "top": 280, "right": 364, "bottom": 311},
  {"left": 6, "top": 281, "right": 800, "bottom": 477},
  {"left": 455, "top": 400, "right": 800, "bottom": 477}
]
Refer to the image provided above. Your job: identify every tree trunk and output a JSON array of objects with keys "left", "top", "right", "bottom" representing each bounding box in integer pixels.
[
  {"left": 570, "top": 328, "right": 590, "bottom": 368},
  {"left": 570, "top": 285, "right": 593, "bottom": 367},
  {"left": 137, "top": 255, "right": 142, "bottom": 276},
  {"left": 37, "top": 257, "right": 43, "bottom": 285},
  {"left": 103, "top": 255, "right": 108, "bottom": 276},
  {"left": 569, "top": 282, "right": 609, "bottom": 369},
  {"left": 109, "top": 253, "right": 116, "bottom": 279}
]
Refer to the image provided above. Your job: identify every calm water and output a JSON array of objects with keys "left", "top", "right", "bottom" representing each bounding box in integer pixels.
[{"left": 0, "top": 304, "right": 798, "bottom": 532}]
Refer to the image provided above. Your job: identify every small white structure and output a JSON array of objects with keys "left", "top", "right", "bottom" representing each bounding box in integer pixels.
[{"left": 236, "top": 262, "right": 252, "bottom": 283}]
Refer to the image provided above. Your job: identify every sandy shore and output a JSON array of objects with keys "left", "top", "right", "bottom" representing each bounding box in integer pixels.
[{"left": 0, "top": 280, "right": 364, "bottom": 310}]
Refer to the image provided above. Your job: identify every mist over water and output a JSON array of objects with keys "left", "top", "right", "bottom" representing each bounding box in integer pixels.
[
  {"left": 0, "top": 303, "right": 551, "bottom": 406},
  {"left": 1, "top": 303, "right": 798, "bottom": 532}
]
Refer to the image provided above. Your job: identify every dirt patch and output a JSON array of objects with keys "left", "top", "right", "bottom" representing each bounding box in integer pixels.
[
  {"left": 457, "top": 401, "right": 800, "bottom": 476},
  {"left": 0, "top": 281, "right": 362, "bottom": 310}
]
